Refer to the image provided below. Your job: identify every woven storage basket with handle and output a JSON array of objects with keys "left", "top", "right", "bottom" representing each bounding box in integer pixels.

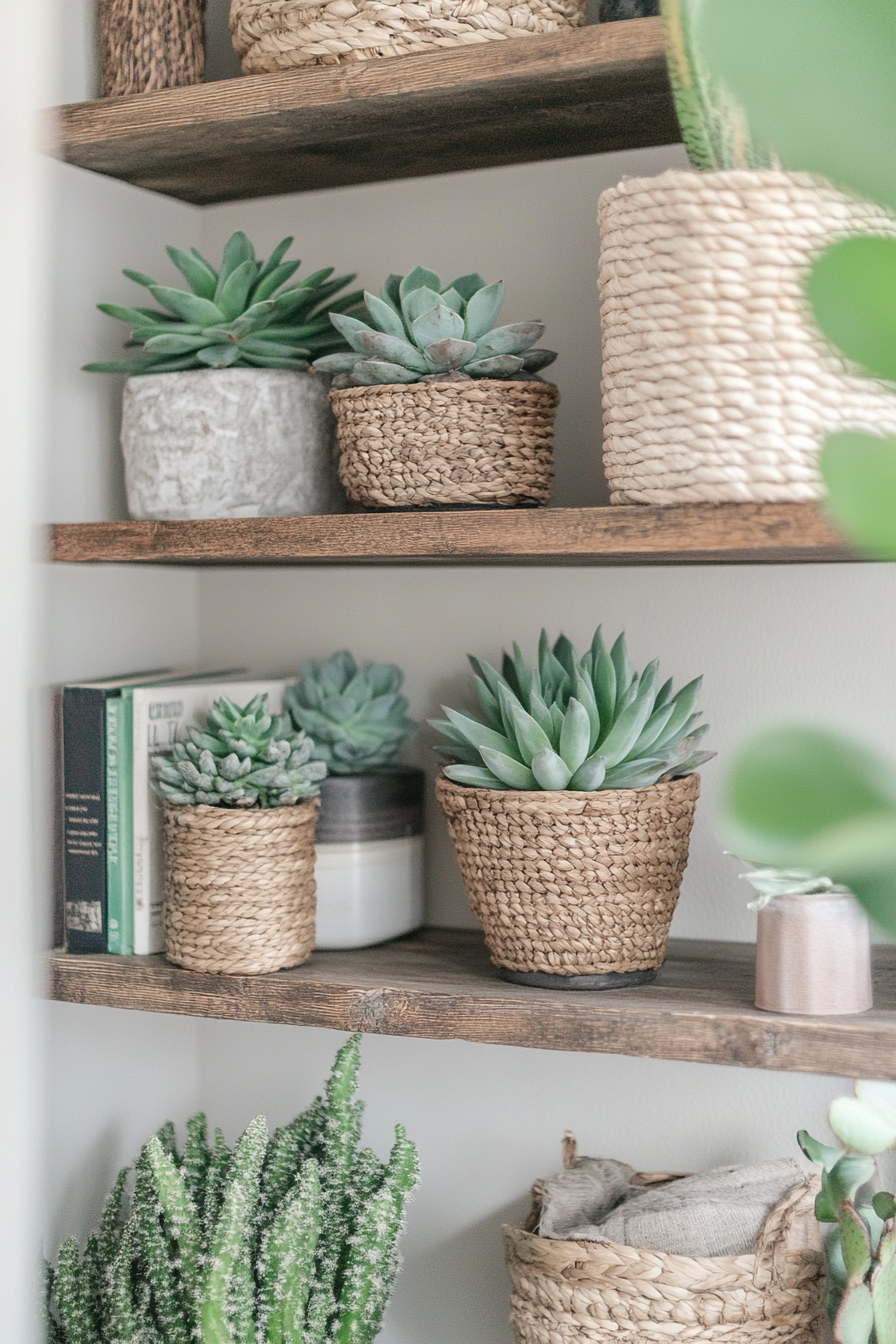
[
  {"left": 599, "top": 169, "right": 896, "bottom": 505},
  {"left": 436, "top": 773, "right": 699, "bottom": 980},
  {"left": 504, "top": 1168, "right": 825, "bottom": 1344},
  {"left": 230, "top": 0, "right": 585, "bottom": 71},
  {"left": 162, "top": 800, "right": 319, "bottom": 975},
  {"left": 332, "top": 380, "right": 558, "bottom": 509},
  {"left": 98, "top": 0, "right": 205, "bottom": 96}
]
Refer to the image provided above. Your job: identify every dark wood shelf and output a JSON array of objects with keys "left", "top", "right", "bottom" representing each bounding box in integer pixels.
[
  {"left": 48, "top": 930, "right": 896, "bottom": 1077},
  {"left": 50, "top": 502, "right": 856, "bottom": 567},
  {"left": 47, "top": 20, "right": 677, "bottom": 203}
]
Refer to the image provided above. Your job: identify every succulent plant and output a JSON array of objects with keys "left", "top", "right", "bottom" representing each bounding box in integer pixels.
[
  {"left": 84, "top": 230, "right": 364, "bottom": 376},
  {"left": 735, "top": 860, "right": 849, "bottom": 911},
  {"left": 45, "top": 1035, "right": 420, "bottom": 1344},
  {"left": 285, "top": 650, "right": 416, "bottom": 775},
  {"left": 661, "top": 0, "right": 776, "bottom": 171},
  {"left": 799, "top": 1080, "right": 896, "bottom": 1342},
  {"left": 312, "top": 266, "right": 557, "bottom": 386},
  {"left": 153, "top": 692, "right": 326, "bottom": 808},
  {"left": 431, "top": 627, "right": 714, "bottom": 792}
]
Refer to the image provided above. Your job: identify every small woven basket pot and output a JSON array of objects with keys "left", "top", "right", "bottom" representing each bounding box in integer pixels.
[
  {"left": 230, "top": 0, "right": 585, "bottom": 71},
  {"left": 162, "top": 800, "right": 319, "bottom": 975},
  {"left": 435, "top": 774, "right": 699, "bottom": 986},
  {"left": 503, "top": 1172, "right": 825, "bottom": 1344},
  {"left": 98, "top": 0, "right": 205, "bottom": 97},
  {"left": 332, "top": 380, "right": 558, "bottom": 510},
  {"left": 598, "top": 169, "right": 896, "bottom": 505}
]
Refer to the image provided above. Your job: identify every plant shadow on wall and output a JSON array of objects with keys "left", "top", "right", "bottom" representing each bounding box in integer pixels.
[{"left": 669, "top": 0, "right": 896, "bottom": 933}]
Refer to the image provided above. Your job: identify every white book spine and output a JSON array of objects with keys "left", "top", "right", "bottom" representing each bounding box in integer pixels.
[{"left": 131, "top": 680, "right": 288, "bottom": 955}]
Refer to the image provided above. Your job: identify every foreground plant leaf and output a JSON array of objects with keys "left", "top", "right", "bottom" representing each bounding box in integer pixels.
[
  {"left": 821, "top": 434, "right": 896, "bottom": 561},
  {"left": 808, "top": 238, "right": 896, "bottom": 385}
]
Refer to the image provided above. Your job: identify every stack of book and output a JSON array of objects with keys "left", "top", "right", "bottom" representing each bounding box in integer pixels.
[{"left": 59, "top": 670, "right": 290, "bottom": 954}]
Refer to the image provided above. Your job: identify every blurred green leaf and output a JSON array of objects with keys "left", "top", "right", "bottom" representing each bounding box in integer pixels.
[
  {"left": 821, "top": 433, "right": 896, "bottom": 560},
  {"left": 809, "top": 238, "right": 896, "bottom": 383},
  {"left": 696, "top": 0, "right": 896, "bottom": 213}
]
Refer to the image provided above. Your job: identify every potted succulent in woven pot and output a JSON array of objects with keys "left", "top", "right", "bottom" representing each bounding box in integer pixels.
[
  {"left": 735, "top": 861, "right": 872, "bottom": 1017},
  {"left": 597, "top": 0, "right": 896, "bottom": 506},
  {"left": 312, "top": 267, "right": 559, "bottom": 510},
  {"left": 285, "top": 651, "right": 423, "bottom": 949},
  {"left": 85, "top": 231, "right": 364, "bottom": 519},
  {"left": 44, "top": 1035, "right": 420, "bottom": 1344},
  {"left": 152, "top": 692, "right": 326, "bottom": 975},
  {"left": 432, "top": 627, "right": 713, "bottom": 988}
]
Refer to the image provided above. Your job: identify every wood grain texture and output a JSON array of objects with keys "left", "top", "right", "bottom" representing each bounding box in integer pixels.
[
  {"left": 49, "top": 503, "right": 857, "bottom": 567},
  {"left": 48, "top": 20, "right": 678, "bottom": 202},
  {"left": 48, "top": 930, "right": 896, "bottom": 1077}
]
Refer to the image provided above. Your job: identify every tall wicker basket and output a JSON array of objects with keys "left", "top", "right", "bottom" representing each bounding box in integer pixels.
[
  {"left": 504, "top": 1169, "right": 825, "bottom": 1344},
  {"left": 98, "top": 0, "right": 205, "bottom": 97},
  {"left": 162, "top": 801, "right": 319, "bottom": 975}
]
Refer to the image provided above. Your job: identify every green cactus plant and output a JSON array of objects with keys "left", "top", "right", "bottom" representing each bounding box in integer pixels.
[
  {"left": 152, "top": 692, "right": 327, "bottom": 808},
  {"left": 285, "top": 651, "right": 416, "bottom": 775},
  {"left": 45, "top": 1035, "right": 420, "bottom": 1344},
  {"left": 431, "top": 626, "right": 714, "bottom": 791},
  {"left": 84, "top": 230, "right": 364, "bottom": 375},
  {"left": 799, "top": 1080, "right": 896, "bottom": 1344},
  {"left": 312, "top": 266, "right": 557, "bottom": 385}
]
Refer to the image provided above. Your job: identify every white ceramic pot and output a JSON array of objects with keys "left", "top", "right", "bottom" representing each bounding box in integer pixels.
[
  {"left": 121, "top": 368, "right": 346, "bottom": 519},
  {"left": 755, "top": 890, "right": 872, "bottom": 1015}
]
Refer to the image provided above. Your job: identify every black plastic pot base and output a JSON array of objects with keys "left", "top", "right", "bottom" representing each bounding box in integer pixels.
[{"left": 498, "top": 966, "right": 659, "bottom": 991}]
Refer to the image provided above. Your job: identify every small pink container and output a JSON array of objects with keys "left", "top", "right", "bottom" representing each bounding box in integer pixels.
[{"left": 755, "top": 890, "right": 873, "bottom": 1015}]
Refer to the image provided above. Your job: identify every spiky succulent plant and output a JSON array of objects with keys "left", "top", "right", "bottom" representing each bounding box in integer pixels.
[
  {"left": 432, "top": 627, "right": 714, "bottom": 791},
  {"left": 312, "top": 266, "right": 557, "bottom": 385},
  {"left": 84, "top": 230, "right": 363, "bottom": 375},
  {"left": 153, "top": 692, "right": 326, "bottom": 808},
  {"left": 285, "top": 651, "right": 416, "bottom": 775}
]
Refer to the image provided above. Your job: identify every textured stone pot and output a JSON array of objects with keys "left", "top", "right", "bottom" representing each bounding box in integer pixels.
[
  {"left": 755, "top": 890, "right": 872, "bottom": 1015},
  {"left": 121, "top": 368, "right": 346, "bottom": 519}
]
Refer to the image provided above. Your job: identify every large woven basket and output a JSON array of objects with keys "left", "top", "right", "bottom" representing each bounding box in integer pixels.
[
  {"left": 598, "top": 169, "right": 896, "bottom": 505},
  {"left": 332, "top": 381, "right": 558, "bottom": 509},
  {"left": 98, "top": 0, "right": 204, "bottom": 96},
  {"left": 162, "top": 801, "right": 319, "bottom": 975},
  {"left": 504, "top": 1170, "right": 825, "bottom": 1344},
  {"left": 435, "top": 774, "right": 699, "bottom": 985},
  {"left": 230, "top": 0, "right": 585, "bottom": 71}
]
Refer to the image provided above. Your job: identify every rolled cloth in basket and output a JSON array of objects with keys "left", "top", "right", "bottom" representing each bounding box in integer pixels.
[{"left": 536, "top": 1155, "right": 805, "bottom": 1256}]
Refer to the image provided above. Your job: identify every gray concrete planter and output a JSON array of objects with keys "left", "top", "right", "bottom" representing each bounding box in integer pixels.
[{"left": 121, "top": 368, "right": 346, "bottom": 520}]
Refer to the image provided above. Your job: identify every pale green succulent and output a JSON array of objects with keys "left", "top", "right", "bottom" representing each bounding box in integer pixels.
[
  {"left": 432, "top": 627, "right": 714, "bottom": 792},
  {"left": 84, "top": 230, "right": 363, "bottom": 375},
  {"left": 285, "top": 651, "right": 416, "bottom": 774},
  {"left": 735, "top": 860, "right": 849, "bottom": 911},
  {"left": 312, "top": 266, "right": 557, "bottom": 385},
  {"left": 153, "top": 692, "right": 326, "bottom": 808}
]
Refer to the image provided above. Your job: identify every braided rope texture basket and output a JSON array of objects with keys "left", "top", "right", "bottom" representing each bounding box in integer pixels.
[
  {"left": 98, "top": 0, "right": 205, "bottom": 96},
  {"left": 332, "top": 381, "right": 558, "bottom": 509},
  {"left": 435, "top": 774, "right": 699, "bottom": 976},
  {"left": 230, "top": 0, "right": 584, "bottom": 70},
  {"left": 162, "top": 801, "right": 319, "bottom": 975},
  {"left": 599, "top": 169, "right": 896, "bottom": 505},
  {"left": 504, "top": 1172, "right": 825, "bottom": 1344}
]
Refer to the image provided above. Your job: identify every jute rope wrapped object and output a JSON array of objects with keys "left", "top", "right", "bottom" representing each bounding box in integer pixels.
[
  {"left": 230, "top": 0, "right": 584, "bottom": 71},
  {"left": 504, "top": 1171, "right": 824, "bottom": 1344},
  {"left": 162, "top": 801, "right": 319, "bottom": 975},
  {"left": 332, "top": 381, "right": 558, "bottom": 509},
  {"left": 435, "top": 774, "right": 698, "bottom": 976},
  {"left": 598, "top": 170, "right": 896, "bottom": 505},
  {"left": 98, "top": 0, "right": 205, "bottom": 97}
]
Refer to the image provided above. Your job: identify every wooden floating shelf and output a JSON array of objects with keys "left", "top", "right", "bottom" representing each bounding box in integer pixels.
[
  {"left": 50, "top": 503, "right": 856, "bottom": 567},
  {"left": 49, "top": 930, "right": 896, "bottom": 1077},
  {"left": 48, "top": 20, "right": 677, "bottom": 203}
]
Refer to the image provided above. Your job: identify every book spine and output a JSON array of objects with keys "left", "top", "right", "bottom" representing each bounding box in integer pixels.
[
  {"left": 105, "top": 698, "right": 123, "bottom": 954},
  {"left": 52, "top": 687, "right": 65, "bottom": 949},
  {"left": 119, "top": 693, "right": 135, "bottom": 956},
  {"left": 62, "top": 687, "right": 108, "bottom": 953}
]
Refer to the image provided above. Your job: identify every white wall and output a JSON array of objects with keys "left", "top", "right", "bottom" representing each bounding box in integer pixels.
[{"left": 39, "top": 7, "right": 896, "bottom": 1343}]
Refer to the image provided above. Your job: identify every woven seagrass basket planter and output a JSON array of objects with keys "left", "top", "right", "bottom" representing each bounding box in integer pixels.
[
  {"left": 435, "top": 773, "right": 699, "bottom": 988},
  {"left": 598, "top": 169, "right": 896, "bottom": 505},
  {"left": 99, "top": 0, "right": 204, "bottom": 96},
  {"left": 230, "top": 0, "right": 585, "bottom": 71},
  {"left": 162, "top": 800, "right": 319, "bottom": 975},
  {"left": 503, "top": 1171, "right": 825, "bottom": 1344},
  {"left": 331, "top": 380, "right": 558, "bottom": 510}
]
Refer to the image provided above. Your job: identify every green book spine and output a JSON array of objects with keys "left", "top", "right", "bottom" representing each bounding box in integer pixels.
[
  {"left": 118, "top": 692, "right": 135, "bottom": 955},
  {"left": 105, "top": 697, "right": 124, "bottom": 954}
]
